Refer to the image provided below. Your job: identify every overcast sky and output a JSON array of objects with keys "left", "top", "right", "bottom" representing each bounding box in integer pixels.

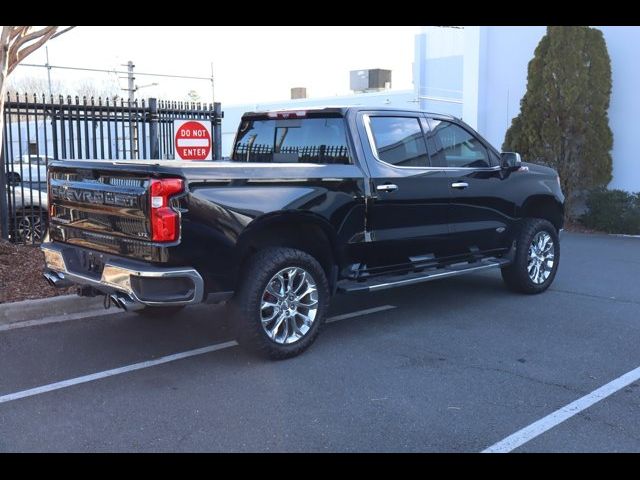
[{"left": 10, "top": 26, "right": 420, "bottom": 105}]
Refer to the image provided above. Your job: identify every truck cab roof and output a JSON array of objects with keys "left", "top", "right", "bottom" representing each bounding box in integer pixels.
[{"left": 241, "top": 106, "right": 458, "bottom": 121}]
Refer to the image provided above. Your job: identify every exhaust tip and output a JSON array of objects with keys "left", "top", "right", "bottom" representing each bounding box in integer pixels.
[
  {"left": 43, "top": 272, "right": 56, "bottom": 287},
  {"left": 43, "top": 271, "right": 73, "bottom": 289},
  {"left": 109, "top": 294, "right": 123, "bottom": 310},
  {"left": 107, "top": 293, "right": 144, "bottom": 312}
]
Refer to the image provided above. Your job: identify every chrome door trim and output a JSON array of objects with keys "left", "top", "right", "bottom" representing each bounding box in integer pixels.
[{"left": 362, "top": 114, "right": 502, "bottom": 173}]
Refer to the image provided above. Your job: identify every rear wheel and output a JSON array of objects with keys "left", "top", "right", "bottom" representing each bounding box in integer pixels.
[
  {"left": 501, "top": 218, "right": 560, "bottom": 294},
  {"left": 229, "top": 247, "right": 330, "bottom": 359}
]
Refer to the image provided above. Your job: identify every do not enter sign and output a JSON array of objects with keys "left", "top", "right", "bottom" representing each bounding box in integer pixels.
[{"left": 174, "top": 119, "right": 212, "bottom": 160}]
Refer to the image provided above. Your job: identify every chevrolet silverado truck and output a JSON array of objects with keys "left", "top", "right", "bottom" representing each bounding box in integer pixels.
[{"left": 41, "top": 107, "right": 564, "bottom": 359}]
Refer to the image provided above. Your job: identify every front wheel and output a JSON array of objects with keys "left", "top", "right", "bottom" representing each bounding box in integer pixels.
[
  {"left": 501, "top": 218, "right": 560, "bottom": 294},
  {"left": 230, "top": 247, "right": 330, "bottom": 360}
]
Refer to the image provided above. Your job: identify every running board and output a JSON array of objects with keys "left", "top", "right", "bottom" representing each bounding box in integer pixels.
[{"left": 337, "top": 258, "right": 510, "bottom": 293}]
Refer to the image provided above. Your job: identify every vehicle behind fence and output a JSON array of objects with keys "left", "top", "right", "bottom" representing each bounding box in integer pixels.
[{"left": 0, "top": 93, "right": 222, "bottom": 245}]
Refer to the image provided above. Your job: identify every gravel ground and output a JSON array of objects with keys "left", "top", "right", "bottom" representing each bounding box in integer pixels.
[{"left": 0, "top": 240, "right": 71, "bottom": 303}]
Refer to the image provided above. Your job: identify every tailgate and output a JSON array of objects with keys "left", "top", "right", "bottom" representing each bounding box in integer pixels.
[{"left": 48, "top": 163, "right": 181, "bottom": 262}]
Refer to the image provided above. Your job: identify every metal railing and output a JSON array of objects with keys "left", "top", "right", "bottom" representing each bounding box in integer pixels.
[
  {"left": 0, "top": 93, "right": 223, "bottom": 245},
  {"left": 233, "top": 143, "right": 350, "bottom": 164}
]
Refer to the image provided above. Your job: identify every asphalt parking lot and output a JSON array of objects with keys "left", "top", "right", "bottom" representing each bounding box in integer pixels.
[{"left": 1, "top": 232, "right": 639, "bottom": 452}]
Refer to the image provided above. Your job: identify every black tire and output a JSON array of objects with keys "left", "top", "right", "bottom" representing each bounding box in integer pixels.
[
  {"left": 12, "top": 207, "right": 47, "bottom": 243},
  {"left": 7, "top": 172, "right": 21, "bottom": 185},
  {"left": 229, "top": 247, "right": 330, "bottom": 360},
  {"left": 501, "top": 218, "right": 560, "bottom": 294},
  {"left": 134, "top": 305, "right": 185, "bottom": 317}
]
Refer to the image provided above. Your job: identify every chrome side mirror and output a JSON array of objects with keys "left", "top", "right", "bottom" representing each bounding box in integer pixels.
[{"left": 501, "top": 152, "right": 521, "bottom": 170}]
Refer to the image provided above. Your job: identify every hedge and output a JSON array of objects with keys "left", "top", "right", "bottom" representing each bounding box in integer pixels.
[{"left": 580, "top": 188, "right": 640, "bottom": 234}]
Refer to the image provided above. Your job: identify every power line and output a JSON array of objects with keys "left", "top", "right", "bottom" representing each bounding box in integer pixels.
[{"left": 17, "top": 62, "right": 212, "bottom": 81}]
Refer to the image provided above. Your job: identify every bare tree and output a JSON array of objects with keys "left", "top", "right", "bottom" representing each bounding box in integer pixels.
[
  {"left": 186, "top": 89, "right": 200, "bottom": 103},
  {"left": 7, "top": 76, "right": 121, "bottom": 102},
  {"left": 7, "top": 75, "right": 64, "bottom": 97},
  {"left": 0, "top": 26, "right": 75, "bottom": 159},
  {"left": 75, "top": 78, "right": 121, "bottom": 102}
]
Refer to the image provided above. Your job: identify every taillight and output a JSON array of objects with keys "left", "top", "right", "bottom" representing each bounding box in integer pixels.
[{"left": 149, "top": 178, "right": 184, "bottom": 242}]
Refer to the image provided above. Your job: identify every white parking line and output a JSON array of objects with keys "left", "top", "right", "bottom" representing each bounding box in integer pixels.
[
  {"left": 482, "top": 365, "right": 640, "bottom": 453},
  {"left": 0, "top": 309, "right": 120, "bottom": 332},
  {"left": 0, "top": 305, "right": 397, "bottom": 405},
  {"left": 0, "top": 341, "right": 238, "bottom": 405},
  {"left": 326, "top": 305, "right": 396, "bottom": 323},
  {"left": 1, "top": 304, "right": 397, "bottom": 333}
]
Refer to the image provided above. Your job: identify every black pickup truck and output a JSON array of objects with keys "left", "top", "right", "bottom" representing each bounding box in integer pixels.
[{"left": 42, "top": 107, "right": 564, "bottom": 358}]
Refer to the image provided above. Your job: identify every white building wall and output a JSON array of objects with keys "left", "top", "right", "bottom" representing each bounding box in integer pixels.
[
  {"left": 414, "top": 27, "right": 464, "bottom": 107},
  {"left": 595, "top": 26, "right": 640, "bottom": 192}
]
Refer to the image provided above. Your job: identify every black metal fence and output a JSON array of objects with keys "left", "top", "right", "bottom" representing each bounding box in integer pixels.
[
  {"left": 234, "top": 143, "right": 349, "bottom": 164},
  {"left": 0, "top": 93, "right": 222, "bottom": 245}
]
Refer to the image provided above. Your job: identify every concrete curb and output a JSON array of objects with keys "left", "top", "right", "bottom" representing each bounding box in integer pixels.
[{"left": 0, "top": 295, "right": 108, "bottom": 328}]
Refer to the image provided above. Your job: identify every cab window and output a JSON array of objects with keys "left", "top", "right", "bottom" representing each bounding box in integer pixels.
[
  {"left": 368, "top": 116, "right": 429, "bottom": 168},
  {"left": 427, "top": 120, "right": 491, "bottom": 168}
]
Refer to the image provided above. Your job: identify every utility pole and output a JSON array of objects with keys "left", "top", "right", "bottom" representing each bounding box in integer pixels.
[
  {"left": 125, "top": 60, "right": 135, "bottom": 102},
  {"left": 119, "top": 61, "right": 137, "bottom": 157},
  {"left": 211, "top": 62, "right": 216, "bottom": 103},
  {"left": 45, "top": 46, "right": 53, "bottom": 98}
]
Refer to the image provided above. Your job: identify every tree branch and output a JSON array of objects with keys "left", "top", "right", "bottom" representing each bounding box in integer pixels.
[
  {"left": 8, "top": 28, "right": 58, "bottom": 74},
  {"left": 8, "top": 26, "right": 58, "bottom": 66},
  {"left": 51, "top": 26, "right": 75, "bottom": 39},
  {"left": 9, "top": 26, "right": 28, "bottom": 41}
]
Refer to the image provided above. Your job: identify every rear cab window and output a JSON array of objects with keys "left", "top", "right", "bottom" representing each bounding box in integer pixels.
[{"left": 232, "top": 114, "right": 351, "bottom": 164}]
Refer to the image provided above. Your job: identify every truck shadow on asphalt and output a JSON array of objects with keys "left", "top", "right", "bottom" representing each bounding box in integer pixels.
[{"left": 104, "top": 270, "right": 519, "bottom": 362}]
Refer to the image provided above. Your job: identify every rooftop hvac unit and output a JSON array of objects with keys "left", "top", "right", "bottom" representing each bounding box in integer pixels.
[{"left": 350, "top": 69, "right": 392, "bottom": 93}]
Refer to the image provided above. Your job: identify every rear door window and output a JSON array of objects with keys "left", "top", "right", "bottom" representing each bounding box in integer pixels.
[
  {"left": 232, "top": 117, "right": 351, "bottom": 164},
  {"left": 367, "top": 116, "right": 429, "bottom": 168}
]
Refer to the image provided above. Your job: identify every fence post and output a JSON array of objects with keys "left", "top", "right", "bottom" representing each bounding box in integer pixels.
[
  {"left": 0, "top": 146, "right": 8, "bottom": 240},
  {"left": 213, "top": 102, "right": 222, "bottom": 160},
  {"left": 148, "top": 98, "right": 159, "bottom": 159},
  {"left": 51, "top": 105, "right": 58, "bottom": 160}
]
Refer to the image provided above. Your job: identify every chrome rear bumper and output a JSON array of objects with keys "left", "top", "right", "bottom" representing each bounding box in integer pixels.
[{"left": 41, "top": 242, "right": 204, "bottom": 307}]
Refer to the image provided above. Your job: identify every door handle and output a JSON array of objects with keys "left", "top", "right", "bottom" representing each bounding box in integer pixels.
[
  {"left": 450, "top": 182, "right": 469, "bottom": 189},
  {"left": 376, "top": 183, "right": 398, "bottom": 193}
]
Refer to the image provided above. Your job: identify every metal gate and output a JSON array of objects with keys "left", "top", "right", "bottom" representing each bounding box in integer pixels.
[{"left": 0, "top": 93, "right": 223, "bottom": 244}]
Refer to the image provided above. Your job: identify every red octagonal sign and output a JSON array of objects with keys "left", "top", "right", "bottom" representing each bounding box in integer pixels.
[{"left": 174, "top": 120, "right": 212, "bottom": 160}]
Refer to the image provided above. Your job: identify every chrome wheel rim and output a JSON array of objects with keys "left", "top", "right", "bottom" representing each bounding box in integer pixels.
[
  {"left": 528, "top": 231, "right": 555, "bottom": 285},
  {"left": 17, "top": 214, "right": 44, "bottom": 243},
  {"left": 260, "top": 266, "right": 319, "bottom": 345}
]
